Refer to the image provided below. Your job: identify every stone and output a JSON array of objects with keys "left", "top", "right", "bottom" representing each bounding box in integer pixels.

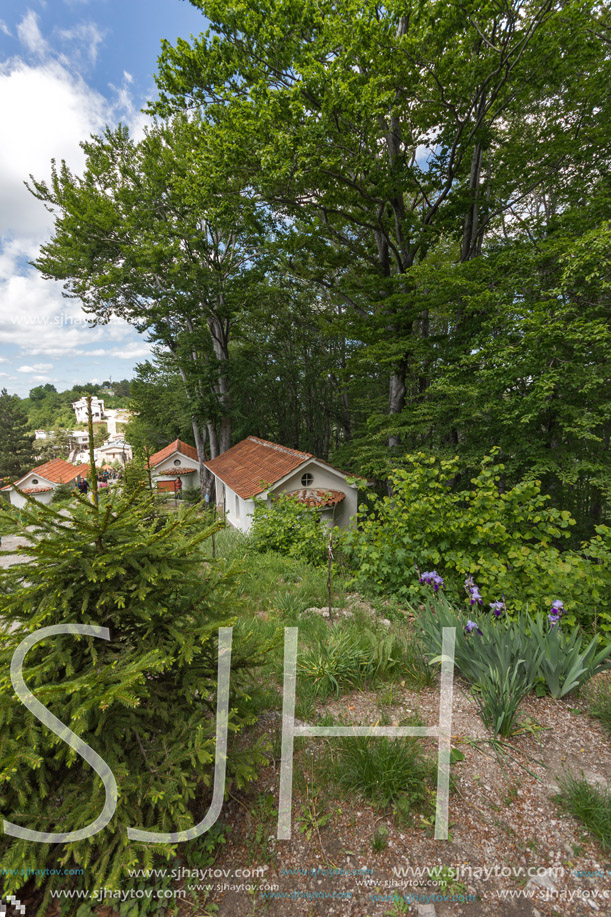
[{"left": 416, "top": 905, "right": 437, "bottom": 917}]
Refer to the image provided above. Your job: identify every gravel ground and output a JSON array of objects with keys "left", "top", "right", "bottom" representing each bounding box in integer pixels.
[
  {"left": 0, "top": 533, "right": 31, "bottom": 569},
  {"left": 185, "top": 676, "right": 611, "bottom": 917}
]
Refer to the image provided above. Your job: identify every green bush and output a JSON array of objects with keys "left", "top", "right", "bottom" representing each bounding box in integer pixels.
[
  {"left": 471, "top": 661, "right": 533, "bottom": 737},
  {"left": 50, "top": 481, "right": 75, "bottom": 504},
  {"left": 249, "top": 493, "right": 329, "bottom": 565},
  {"left": 342, "top": 450, "right": 609, "bottom": 629}
]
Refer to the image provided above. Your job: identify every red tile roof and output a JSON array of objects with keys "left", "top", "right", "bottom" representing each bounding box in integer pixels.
[
  {"left": 159, "top": 467, "right": 197, "bottom": 475},
  {"left": 21, "top": 486, "right": 54, "bottom": 494},
  {"left": 149, "top": 439, "right": 198, "bottom": 468},
  {"left": 15, "top": 460, "right": 90, "bottom": 486},
  {"left": 285, "top": 488, "right": 346, "bottom": 508},
  {"left": 204, "top": 436, "right": 312, "bottom": 499}
]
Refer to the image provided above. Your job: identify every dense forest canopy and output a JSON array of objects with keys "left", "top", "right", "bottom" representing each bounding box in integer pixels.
[{"left": 24, "top": 0, "right": 611, "bottom": 538}]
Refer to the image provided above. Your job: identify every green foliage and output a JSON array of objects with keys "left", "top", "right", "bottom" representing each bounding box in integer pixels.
[
  {"left": 371, "top": 823, "right": 389, "bottom": 851},
  {"left": 122, "top": 453, "right": 152, "bottom": 497},
  {"left": 343, "top": 451, "right": 607, "bottom": 627},
  {"left": 249, "top": 493, "right": 329, "bottom": 566},
  {"left": 0, "top": 388, "right": 35, "bottom": 480},
  {"left": 333, "top": 733, "right": 435, "bottom": 811},
  {"left": 555, "top": 775, "right": 611, "bottom": 852},
  {"left": 585, "top": 678, "right": 611, "bottom": 736},
  {"left": 419, "top": 596, "right": 611, "bottom": 704},
  {"left": 0, "top": 489, "right": 270, "bottom": 904},
  {"left": 471, "top": 662, "right": 533, "bottom": 737},
  {"left": 50, "top": 481, "right": 75, "bottom": 504},
  {"left": 297, "top": 625, "right": 412, "bottom": 697},
  {"left": 528, "top": 615, "right": 611, "bottom": 699}
]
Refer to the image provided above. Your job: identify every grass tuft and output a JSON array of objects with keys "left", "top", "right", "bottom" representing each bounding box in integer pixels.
[{"left": 555, "top": 773, "right": 611, "bottom": 851}]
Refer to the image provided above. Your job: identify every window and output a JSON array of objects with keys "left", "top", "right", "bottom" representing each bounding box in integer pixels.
[
  {"left": 301, "top": 472, "right": 314, "bottom": 487},
  {"left": 173, "top": 458, "right": 181, "bottom": 466},
  {"left": 234, "top": 493, "right": 240, "bottom": 517},
  {"left": 31, "top": 478, "right": 38, "bottom": 485}
]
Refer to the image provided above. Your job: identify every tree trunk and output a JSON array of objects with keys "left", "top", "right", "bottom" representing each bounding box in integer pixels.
[
  {"left": 388, "top": 359, "right": 407, "bottom": 450},
  {"left": 192, "top": 420, "right": 213, "bottom": 500}
]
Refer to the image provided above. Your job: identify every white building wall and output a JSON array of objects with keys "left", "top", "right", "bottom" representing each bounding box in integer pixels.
[
  {"left": 218, "top": 482, "right": 255, "bottom": 533},
  {"left": 9, "top": 488, "right": 54, "bottom": 508},
  {"left": 151, "top": 452, "right": 200, "bottom": 491},
  {"left": 274, "top": 460, "right": 359, "bottom": 528}
]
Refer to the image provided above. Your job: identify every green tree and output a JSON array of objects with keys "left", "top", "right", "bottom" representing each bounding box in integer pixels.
[
  {"left": 0, "top": 389, "right": 35, "bottom": 480},
  {"left": 155, "top": 0, "right": 609, "bottom": 449},
  {"left": 28, "top": 115, "right": 270, "bottom": 495},
  {"left": 0, "top": 489, "right": 268, "bottom": 904}
]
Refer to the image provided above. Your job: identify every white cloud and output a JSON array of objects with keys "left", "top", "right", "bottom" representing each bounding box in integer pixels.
[
  {"left": 17, "top": 11, "right": 49, "bottom": 57},
  {"left": 56, "top": 22, "right": 105, "bottom": 67},
  {"left": 0, "top": 12, "right": 152, "bottom": 395},
  {"left": 0, "top": 60, "right": 109, "bottom": 237},
  {"left": 17, "top": 363, "right": 54, "bottom": 372},
  {"left": 0, "top": 21, "right": 11, "bottom": 37},
  {"left": 110, "top": 342, "right": 153, "bottom": 360}
]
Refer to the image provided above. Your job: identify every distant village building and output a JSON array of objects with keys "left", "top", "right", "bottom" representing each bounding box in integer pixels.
[
  {"left": 148, "top": 440, "right": 200, "bottom": 492},
  {"left": 205, "top": 436, "right": 361, "bottom": 534},
  {"left": 1, "top": 459, "right": 89, "bottom": 508},
  {"left": 72, "top": 396, "right": 105, "bottom": 424},
  {"left": 94, "top": 440, "right": 132, "bottom": 466}
]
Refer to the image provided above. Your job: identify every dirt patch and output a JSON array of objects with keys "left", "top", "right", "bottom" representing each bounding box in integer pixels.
[{"left": 187, "top": 675, "right": 611, "bottom": 917}]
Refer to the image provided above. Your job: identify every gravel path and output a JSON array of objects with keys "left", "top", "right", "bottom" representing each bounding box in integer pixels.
[{"left": 0, "top": 533, "right": 31, "bottom": 569}]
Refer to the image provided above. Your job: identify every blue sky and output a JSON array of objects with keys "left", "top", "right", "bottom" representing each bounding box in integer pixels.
[{"left": 0, "top": 0, "right": 207, "bottom": 397}]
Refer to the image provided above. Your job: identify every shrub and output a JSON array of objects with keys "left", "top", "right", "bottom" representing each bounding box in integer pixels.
[
  {"left": 0, "top": 489, "right": 269, "bottom": 905},
  {"left": 342, "top": 450, "right": 606, "bottom": 627},
  {"left": 50, "top": 481, "right": 75, "bottom": 504},
  {"left": 249, "top": 493, "right": 329, "bottom": 565}
]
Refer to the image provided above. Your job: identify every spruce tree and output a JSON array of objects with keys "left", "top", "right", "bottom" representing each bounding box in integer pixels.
[
  {"left": 0, "top": 485, "right": 268, "bottom": 906},
  {"left": 0, "top": 389, "right": 35, "bottom": 480}
]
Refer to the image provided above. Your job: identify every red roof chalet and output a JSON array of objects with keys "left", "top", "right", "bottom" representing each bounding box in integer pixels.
[
  {"left": 148, "top": 439, "right": 198, "bottom": 468},
  {"left": 1, "top": 459, "right": 90, "bottom": 492}
]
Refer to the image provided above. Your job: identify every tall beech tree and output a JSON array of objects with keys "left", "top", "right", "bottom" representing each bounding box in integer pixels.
[
  {"left": 28, "top": 115, "right": 269, "bottom": 494},
  {"left": 154, "top": 0, "right": 609, "bottom": 449}
]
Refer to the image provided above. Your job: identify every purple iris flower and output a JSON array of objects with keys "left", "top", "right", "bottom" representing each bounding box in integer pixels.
[
  {"left": 548, "top": 613, "right": 560, "bottom": 627},
  {"left": 490, "top": 600, "right": 505, "bottom": 618},
  {"left": 465, "top": 620, "right": 483, "bottom": 635},
  {"left": 550, "top": 600, "right": 565, "bottom": 616},
  {"left": 420, "top": 570, "right": 445, "bottom": 592},
  {"left": 465, "top": 575, "right": 483, "bottom": 605}
]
